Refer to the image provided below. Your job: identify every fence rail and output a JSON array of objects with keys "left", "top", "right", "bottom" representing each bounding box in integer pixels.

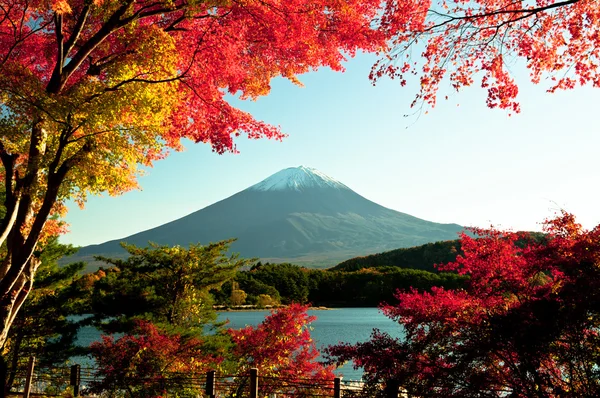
[{"left": 9, "top": 358, "right": 376, "bottom": 398}]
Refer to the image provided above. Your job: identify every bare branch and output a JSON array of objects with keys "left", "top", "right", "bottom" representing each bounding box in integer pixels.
[{"left": 424, "top": 0, "right": 581, "bottom": 32}]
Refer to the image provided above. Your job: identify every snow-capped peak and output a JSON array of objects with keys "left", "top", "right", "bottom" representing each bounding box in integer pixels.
[{"left": 248, "top": 166, "right": 350, "bottom": 192}]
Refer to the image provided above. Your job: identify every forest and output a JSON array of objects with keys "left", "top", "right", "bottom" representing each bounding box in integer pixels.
[{"left": 213, "top": 260, "right": 467, "bottom": 308}]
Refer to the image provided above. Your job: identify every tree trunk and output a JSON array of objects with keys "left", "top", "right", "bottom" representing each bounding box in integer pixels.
[
  {"left": 5, "top": 329, "right": 24, "bottom": 395},
  {"left": 0, "top": 126, "right": 71, "bottom": 348},
  {"left": 0, "top": 354, "right": 8, "bottom": 398},
  {"left": 0, "top": 104, "right": 78, "bottom": 357},
  {"left": 0, "top": 259, "right": 37, "bottom": 349}
]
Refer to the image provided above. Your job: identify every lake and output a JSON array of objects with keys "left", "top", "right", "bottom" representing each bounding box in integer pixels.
[
  {"left": 217, "top": 307, "right": 403, "bottom": 380},
  {"left": 75, "top": 307, "right": 402, "bottom": 380}
]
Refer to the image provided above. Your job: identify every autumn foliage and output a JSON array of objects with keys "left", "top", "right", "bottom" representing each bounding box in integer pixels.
[
  {"left": 90, "top": 305, "right": 335, "bottom": 397},
  {"left": 229, "top": 304, "right": 335, "bottom": 381},
  {"left": 89, "top": 321, "right": 221, "bottom": 397},
  {"left": 1, "top": 0, "right": 595, "bottom": 356},
  {"left": 372, "top": 0, "right": 600, "bottom": 112},
  {"left": 328, "top": 212, "right": 600, "bottom": 397},
  {"left": 0, "top": 0, "right": 399, "bottom": 350}
]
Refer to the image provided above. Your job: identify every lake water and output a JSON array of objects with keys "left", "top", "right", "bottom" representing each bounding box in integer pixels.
[
  {"left": 218, "top": 307, "right": 403, "bottom": 380},
  {"left": 75, "top": 308, "right": 402, "bottom": 380}
]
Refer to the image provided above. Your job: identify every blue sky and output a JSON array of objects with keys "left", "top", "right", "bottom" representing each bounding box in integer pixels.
[{"left": 61, "top": 52, "right": 600, "bottom": 247}]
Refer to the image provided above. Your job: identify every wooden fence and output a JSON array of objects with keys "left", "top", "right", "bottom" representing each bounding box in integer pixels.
[{"left": 10, "top": 358, "right": 372, "bottom": 398}]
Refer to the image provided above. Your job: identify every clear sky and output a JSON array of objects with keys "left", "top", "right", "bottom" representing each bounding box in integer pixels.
[{"left": 61, "top": 52, "right": 600, "bottom": 247}]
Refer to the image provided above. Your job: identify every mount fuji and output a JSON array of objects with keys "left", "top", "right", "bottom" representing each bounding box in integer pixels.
[{"left": 72, "top": 166, "right": 464, "bottom": 268}]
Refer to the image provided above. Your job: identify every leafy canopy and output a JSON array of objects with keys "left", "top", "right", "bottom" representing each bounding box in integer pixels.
[
  {"left": 372, "top": 0, "right": 600, "bottom": 113},
  {"left": 91, "top": 239, "right": 249, "bottom": 334},
  {"left": 0, "top": 0, "right": 393, "bottom": 209},
  {"left": 88, "top": 241, "right": 249, "bottom": 397},
  {"left": 0, "top": 0, "right": 399, "bottom": 349},
  {"left": 90, "top": 305, "right": 335, "bottom": 397},
  {"left": 229, "top": 304, "right": 335, "bottom": 380},
  {"left": 327, "top": 213, "right": 600, "bottom": 397},
  {"left": 89, "top": 320, "right": 223, "bottom": 398}
]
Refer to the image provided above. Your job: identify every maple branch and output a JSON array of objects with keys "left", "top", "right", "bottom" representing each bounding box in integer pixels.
[
  {"left": 83, "top": 26, "right": 210, "bottom": 104},
  {"left": 47, "top": 0, "right": 137, "bottom": 93},
  {"left": 89, "top": 57, "right": 129, "bottom": 82},
  {"left": 53, "top": 13, "right": 64, "bottom": 78},
  {"left": 5, "top": 261, "right": 36, "bottom": 331},
  {"left": 63, "top": 4, "right": 91, "bottom": 58},
  {"left": 0, "top": 17, "right": 51, "bottom": 66},
  {"left": 0, "top": 123, "right": 44, "bottom": 283},
  {"left": 0, "top": 196, "right": 18, "bottom": 249},
  {"left": 81, "top": 72, "right": 184, "bottom": 105},
  {"left": 17, "top": 119, "right": 44, "bottom": 217},
  {"left": 65, "top": 127, "right": 134, "bottom": 144},
  {"left": 171, "top": 18, "right": 224, "bottom": 106},
  {"left": 16, "top": 0, "right": 31, "bottom": 47},
  {"left": 0, "top": 2, "right": 13, "bottom": 27},
  {"left": 425, "top": 0, "right": 581, "bottom": 32},
  {"left": 0, "top": 141, "right": 14, "bottom": 197},
  {"left": 0, "top": 86, "right": 70, "bottom": 128},
  {"left": 164, "top": 12, "right": 188, "bottom": 32},
  {"left": 0, "top": 1, "right": 18, "bottom": 33},
  {"left": 427, "top": 0, "right": 523, "bottom": 26},
  {"left": 15, "top": 140, "right": 92, "bottom": 273},
  {"left": 129, "top": 1, "right": 166, "bottom": 16},
  {"left": 86, "top": 50, "right": 136, "bottom": 77},
  {"left": 51, "top": 0, "right": 193, "bottom": 94},
  {"left": 163, "top": 11, "right": 212, "bottom": 32},
  {"left": 47, "top": 124, "right": 73, "bottom": 178},
  {"left": 0, "top": 144, "right": 20, "bottom": 249}
]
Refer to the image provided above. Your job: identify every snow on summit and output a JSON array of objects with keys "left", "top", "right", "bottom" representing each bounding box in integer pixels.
[{"left": 248, "top": 166, "right": 349, "bottom": 192}]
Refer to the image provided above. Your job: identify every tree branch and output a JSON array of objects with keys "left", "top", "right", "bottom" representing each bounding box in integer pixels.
[
  {"left": 46, "top": 0, "right": 136, "bottom": 93},
  {"left": 63, "top": 4, "right": 91, "bottom": 58},
  {"left": 425, "top": 0, "right": 581, "bottom": 32},
  {"left": 52, "top": 13, "right": 64, "bottom": 81},
  {"left": 51, "top": 0, "right": 192, "bottom": 94}
]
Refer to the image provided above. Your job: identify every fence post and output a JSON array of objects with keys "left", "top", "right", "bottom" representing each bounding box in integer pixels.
[
  {"left": 250, "top": 368, "right": 258, "bottom": 398},
  {"left": 23, "top": 356, "right": 35, "bottom": 398},
  {"left": 334, "top": 377, "right": 342, "bottom": 398},
  {"left": 70, "top": 364, "right": 81, "bottom": 397},
  {"left": 205, "top": 370, "right": 216, "bottom": 398},
  {"left": 384, "top": 379, "right": 399, "bottom": 398}
]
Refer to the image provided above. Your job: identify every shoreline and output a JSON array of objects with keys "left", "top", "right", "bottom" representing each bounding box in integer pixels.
[{"left": 214, "top": 305, "right": 333, "bottom": 312}]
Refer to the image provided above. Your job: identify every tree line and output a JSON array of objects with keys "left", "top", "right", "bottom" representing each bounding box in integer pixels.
[{"left": 213, "top": 262, "right": 466, "bottom": 308}]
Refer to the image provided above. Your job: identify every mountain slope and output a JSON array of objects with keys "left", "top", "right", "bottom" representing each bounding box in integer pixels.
[{"left": 71, "top": 166, "right": 464, "bottom": 267}]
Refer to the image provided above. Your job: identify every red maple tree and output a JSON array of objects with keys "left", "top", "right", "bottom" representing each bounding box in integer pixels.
[
  {"left": 89, "top": 321, "right": 222, "bottom": 397},
  {"left": 91, "top": 305, "right": 335, "bottom": 397},
  {"left": 328, "top": 212, "right": 600, "bottom": 397},
  {"left": 229, "top": 303, "right": 336, "bottom": 395},
  {"left": 371, "top": 0, "right": 600, "bottom": 113}
]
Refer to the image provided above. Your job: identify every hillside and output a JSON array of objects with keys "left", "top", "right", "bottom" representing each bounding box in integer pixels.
[
  {"left": 331, "top": 239, "right": 463, "bottom": 273},
  {"left": 331, "top": 231, "right": 548, "bottom": 272}
]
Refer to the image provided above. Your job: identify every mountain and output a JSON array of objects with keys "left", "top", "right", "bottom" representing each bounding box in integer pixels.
[{"left": 70, "top": 166, "right": 464, "bottom": 268}]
